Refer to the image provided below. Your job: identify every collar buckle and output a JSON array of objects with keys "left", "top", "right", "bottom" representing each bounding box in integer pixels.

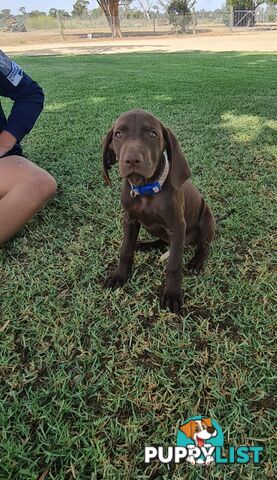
[{"left": 130, "top": 188, "right": 139, "bottom": 198}]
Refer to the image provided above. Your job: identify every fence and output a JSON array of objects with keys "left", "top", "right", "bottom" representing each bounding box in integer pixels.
[
  {"left": 232, "top": 9, "right": 277, "bottom": 30},
  {"left": 1, "top": 7, "right": 276, "bottom": 38}
]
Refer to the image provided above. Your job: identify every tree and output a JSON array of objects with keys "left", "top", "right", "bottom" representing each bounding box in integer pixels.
[
  {"left": 167, "top": 0, "right": 195, "bottom": 15},
  {"left": 49, "top": 8, "right": 57, "bottom": 17},
  {"left": 0, "top": 9, "right": 12, "bottom": 19},
  {"left": 168, "top": 0, "right": 190, "bottom": 15},
  {"left": 28, "top": 11, "right": 47, "bottom": 17},
  {"left": 137, "top": 0, "right": 155, "bottom": 20},
  {"left": 227, "top": 0, "right": 277, "bottom": 9},
  {"left": 18, "top": 6, "right": 27, "bottom": 29},
  {"left": 49, "top": 8, "right": 70, "bottom": 18},
  {"left": 89, "top": 7, "right": 102, "bottom": 19},
  {"left": 72, "top": 0, "right": 90, "bottom": 16},
  {"left": 121, "top": 0, "right": 133, "bottom": 19},
  {"left": 96, "top": 1, "right": 123, "bottom": 38},
  {"left": 19, "top": 7, "right": 27, "bottom": 15},
  {"left": 167, "top": 0, "right": 196, "bottom": 31}
]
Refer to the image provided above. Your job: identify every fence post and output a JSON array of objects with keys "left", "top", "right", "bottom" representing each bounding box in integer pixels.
[
  {"left": 21, "top": 12, "right": 27, "bottom": 31},
  {"left": 56, "top": 11, "right": 64, "bottom": 40},
  {"left": 192, "top": 6, "right": 196, "bottom": 34},
  {"left": 229, "top": 6, "right": 233, "bottom": 31},
  {"left": 89, "top": 14, "right": 93, "bottom": 29},
  {"left": 153, "top": 12, "right": 156, "bottom": 33}
]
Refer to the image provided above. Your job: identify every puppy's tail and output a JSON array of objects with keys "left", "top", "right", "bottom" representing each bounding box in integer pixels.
[{"left": 215, "top": 208, "right": 235, "bottom": 223}]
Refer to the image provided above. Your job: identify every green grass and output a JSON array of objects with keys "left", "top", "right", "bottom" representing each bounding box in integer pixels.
[{"left": 0, "top": 52, "right": 276, "bottom": 480}]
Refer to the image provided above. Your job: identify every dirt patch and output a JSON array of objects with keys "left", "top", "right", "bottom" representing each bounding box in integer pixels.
[{"left": 2, "top": 30, "right": 276, "bottom": 56}]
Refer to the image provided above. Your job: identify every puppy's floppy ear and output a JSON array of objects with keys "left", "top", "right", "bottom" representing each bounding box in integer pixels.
[
  {"left": 102, "top": 127, "right": 116, "bottom": 186},
  {"left": 162, "top": 126, "right": 191, "bottom": 189},
  {"left": 180, "top": 421, "right": 193, "bottom": 439},
  {"left": 202, "top": 417, "right": 212, "bottom": 428}
]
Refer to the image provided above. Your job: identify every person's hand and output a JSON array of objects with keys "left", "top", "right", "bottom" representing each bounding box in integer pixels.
[{"left": 0, "top": 130, "right": 17, "bottom": 158}]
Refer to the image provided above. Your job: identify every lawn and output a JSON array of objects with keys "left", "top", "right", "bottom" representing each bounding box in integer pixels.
[{"left": 0, "top": 52, "right": 276, "bottom": 480}]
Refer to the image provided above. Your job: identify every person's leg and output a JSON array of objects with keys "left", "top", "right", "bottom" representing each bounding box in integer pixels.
[{"left": 0, "top": 155, "right": 57, "bottom": 245}]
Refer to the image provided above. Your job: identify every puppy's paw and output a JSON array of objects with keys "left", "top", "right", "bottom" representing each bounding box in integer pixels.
[
  {"left": 187, "top": 456, "right": 196, "bottom": 465},
  {"left": 205, "top": 455, "right": 214, "bottom": 465},
  {"left": 186, "top": 257, "right": 205, "bottom": 275},
  {"left": 104, "top": 270, "right": 128, "bottom": 290},
  {"left": 160, "top": 289, "right": 183, "bottom": 314}
]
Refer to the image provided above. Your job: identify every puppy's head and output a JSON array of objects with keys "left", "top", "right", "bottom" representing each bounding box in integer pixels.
[
  {"left": 102, "top": 109, "right": 191, "bottom": 189},
  {"left": 179, "top": 418, "right": 217, "bottom": 447}
]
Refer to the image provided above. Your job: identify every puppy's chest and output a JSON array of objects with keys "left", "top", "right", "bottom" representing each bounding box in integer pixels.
[{"left": 126, "top": 197, "right": 163, "bottom": 227}]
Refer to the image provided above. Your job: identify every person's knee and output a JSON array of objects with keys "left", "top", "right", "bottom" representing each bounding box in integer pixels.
[
  {"left": 27, "top": 169, "right": 57, "bottom": 203},
  {"left": 42, "top": 172, "right": 57, "bottom": 200}
]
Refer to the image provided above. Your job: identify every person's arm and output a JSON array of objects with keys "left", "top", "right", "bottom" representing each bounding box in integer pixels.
[
  {"left": 0, "top": 130, "right": 16, "bottom": 158},
  {"left": 0, "top": 51, "right": 44, "bottom": 157}
]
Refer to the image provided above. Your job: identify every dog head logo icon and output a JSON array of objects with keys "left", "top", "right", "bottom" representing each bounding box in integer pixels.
[
  {"left": 177, "top": 416, "right": 224, "bottom": 465},
  {"left": 180, "top": 417, "right": 217, "bottom": 448}
]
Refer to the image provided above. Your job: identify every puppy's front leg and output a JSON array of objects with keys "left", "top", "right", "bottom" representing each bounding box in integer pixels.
[
  {"left": 104, "top": 214, "right": 140, "bottom": 290},
  {"left": 160, "top": 221, "right": 186, "bottom": 313}
]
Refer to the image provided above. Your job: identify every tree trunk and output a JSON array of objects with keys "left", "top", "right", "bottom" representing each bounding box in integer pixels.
[
  {"left": 111, "top": 3, "right": 122, "bottom": 38},
  {"left": 97, "top": 0, "right": 122, "bottom": 38},
  {"left": 192, "top": 7, "right": 196, "bottom": 34},
  {"left": 56, "top": 11, "right": 64, "bottom": 41},
  {"left": 114, "top": 15, "right": 122, "bottom": 38}
]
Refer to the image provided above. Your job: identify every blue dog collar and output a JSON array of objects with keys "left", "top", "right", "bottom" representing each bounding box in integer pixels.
[
  {"left": 131, "top": 181, "right": 161, "bottom": 197},
  {"left": 129, "top": 151, "right": 169, "bottom": 198}
]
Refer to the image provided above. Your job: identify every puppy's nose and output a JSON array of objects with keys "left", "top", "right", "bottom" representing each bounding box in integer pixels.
[
  {"left": 207, "top": 427, "right": 215, "bottom": 434},
  {"left": 123, "top": 156, "right": 143, "bottom": 167}
]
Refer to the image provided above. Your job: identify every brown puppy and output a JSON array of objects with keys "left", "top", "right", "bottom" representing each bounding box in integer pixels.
[{"left": 102, "top": 109, "right": 215, "bottom": 313}]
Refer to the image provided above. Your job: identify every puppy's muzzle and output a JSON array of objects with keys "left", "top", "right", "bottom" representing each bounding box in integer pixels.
[{"left": 120, "top": 150, "right": 153, "bottom": 180}]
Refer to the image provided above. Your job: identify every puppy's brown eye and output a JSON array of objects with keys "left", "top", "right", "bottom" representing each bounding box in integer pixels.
[
  {"left": 149, "top": 130, "right": 157, "bottom": 138},
  {"left": 115, "top": 131, "right": 122, "bottom": 139}
]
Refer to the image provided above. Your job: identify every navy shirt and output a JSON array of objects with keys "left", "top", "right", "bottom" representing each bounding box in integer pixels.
[{"left": 0, "top": 50, "right": 44, "bottom": 154}]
